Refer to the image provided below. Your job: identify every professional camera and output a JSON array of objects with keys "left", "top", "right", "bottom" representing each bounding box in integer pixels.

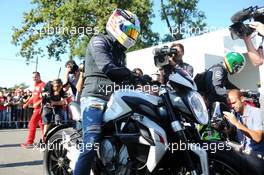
[
  {"left": 229, "top": 6, "right": 264, "bottom": 40},
  {"left": 153, "top": 46, "right": 178, "bottom": 67}
]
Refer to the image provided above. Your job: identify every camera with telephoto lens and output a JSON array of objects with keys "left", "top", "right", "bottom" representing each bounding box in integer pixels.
[
  {"left": 153, "top": 46, "right": 178, "bottom": 67},
  {"left": 229, "top": 6, "right": 264, "bottom": 40}
]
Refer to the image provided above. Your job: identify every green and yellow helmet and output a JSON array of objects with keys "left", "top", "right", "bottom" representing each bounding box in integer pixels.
[{"left": 224, "top": 52, "right": 246, "bottom": 74}]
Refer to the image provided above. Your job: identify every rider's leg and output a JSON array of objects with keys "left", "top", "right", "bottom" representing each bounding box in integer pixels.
[{"left": 74, "top": 97, "right": 106, "bottom": 175}]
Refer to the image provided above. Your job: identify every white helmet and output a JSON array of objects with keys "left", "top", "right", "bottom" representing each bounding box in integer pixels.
[{"left": 106, "top": 9, "right": 140, "bottom": 49}]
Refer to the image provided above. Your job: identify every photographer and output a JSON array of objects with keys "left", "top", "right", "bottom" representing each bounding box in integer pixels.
[
  {"left": 41, "top": 79, "right": 68, "bottom": 135},
  {"left": 63, "top": 60, "right": 79, "bottom": 98},
  {"left": 230, "top": 6, "right": 264, "bottom": 66},
  {"left": 170, "top": 43, "right": 194, "bottom": 77},
  {"left": 157, "top": 44, "right": 193, "bottom": 84},
  {"left": 224, "top": 89, "right": 264, "bottom": 156},
  {"left": 243, "top": 21, "right": 264, "bottom": 67}
]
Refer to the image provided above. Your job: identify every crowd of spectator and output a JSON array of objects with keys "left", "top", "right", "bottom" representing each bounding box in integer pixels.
[
  {"left": 0, "top": 87, "right": 34, "bottom": 129},
  {"left": 0, "top": 87, "right": 71, "bottom": 129}
]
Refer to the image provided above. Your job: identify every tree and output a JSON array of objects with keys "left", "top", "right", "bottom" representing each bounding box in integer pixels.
[
  {"left": 160, "top": 0, "right": 207, "bottom": 42},
  {"left": 12, "top": 0, "right": 160, "bottom": 62},
  {"left": 12, "top": 83, "right": 29, "bottom": 90}
]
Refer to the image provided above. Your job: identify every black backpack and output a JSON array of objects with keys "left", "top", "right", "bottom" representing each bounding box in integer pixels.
[{"left": 194, "top": 71, "right": 207, "bottom": 93}]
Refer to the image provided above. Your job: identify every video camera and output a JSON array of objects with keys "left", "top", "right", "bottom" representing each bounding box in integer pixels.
[
  {"left": 153, "top": 46, "right": 178, "bottom": 67},
  {"left": 229, "top": 6, "right": 264, "bottom": 40}
]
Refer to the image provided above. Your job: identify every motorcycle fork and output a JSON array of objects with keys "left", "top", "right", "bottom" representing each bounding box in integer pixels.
[{"left": 160, "top": 88, "right": 197, "bottom": 174}]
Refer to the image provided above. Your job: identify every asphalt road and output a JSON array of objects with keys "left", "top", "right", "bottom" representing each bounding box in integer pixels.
[{"left": 0, "top": 129, "right": 43, "bottom": 175}]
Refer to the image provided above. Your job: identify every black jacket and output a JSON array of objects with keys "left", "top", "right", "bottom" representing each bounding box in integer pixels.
[
  {"left": 205, "top": 64, "right": 238, "bottom": 104},
  {"left": 82, "top": 34, "right": 132, "bottom": 100},
  {"left": 163, "top": 62, "right": 194, "bottom": 83},
  {"left": 175, "top": 62, "right": 194, "bottom": 78}
]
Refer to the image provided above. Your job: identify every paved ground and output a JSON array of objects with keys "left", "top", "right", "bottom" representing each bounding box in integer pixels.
[{"left": 0, "top": 129, "right": 43, "bottom": 175}]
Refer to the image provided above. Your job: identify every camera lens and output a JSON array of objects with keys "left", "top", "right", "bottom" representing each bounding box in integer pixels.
[{"left": 158, "top": 57, "right": 165, "bottom": 63}]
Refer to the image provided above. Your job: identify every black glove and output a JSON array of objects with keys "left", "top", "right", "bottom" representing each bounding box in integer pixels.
[{"left": 139, "top": 75, "right": 152, "bottom": 85}]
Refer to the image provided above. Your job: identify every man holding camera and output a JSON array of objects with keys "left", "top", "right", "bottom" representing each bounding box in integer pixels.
[
  {"left": 230, "top": 6, "right": 264, "bottom": 66},
  {"left": 64, "top": 60, "right": 79, "bottom": 97},
  {"left": 158, "top": 43, "right": 193, "bottom": 84},
  {"left": 224, "top": 89, "right": 264, "bottom": 157},
  {"left": 243, "top": 21, "right": 264, "bottom": 67},
  {"left": 170, "top": 43, "right": 194, "bottom": 77},
  {"left": 242, "top": 20, "right": 264, "bottom": 116}
]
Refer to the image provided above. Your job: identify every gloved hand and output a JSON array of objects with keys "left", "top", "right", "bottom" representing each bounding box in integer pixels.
[{"left": 138, "top": 74, "right": 152, "bottom": 85}]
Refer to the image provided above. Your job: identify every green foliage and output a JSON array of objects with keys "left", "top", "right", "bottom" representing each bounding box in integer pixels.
[
  {"left": 12, "top": 0, "right": 160, "bottom": 61},
  {"left": 3, "top": 83, "right": 30, "bottom": 91},
  {"left": 161, "top": 0, "right": 207, "bottom": 42}
]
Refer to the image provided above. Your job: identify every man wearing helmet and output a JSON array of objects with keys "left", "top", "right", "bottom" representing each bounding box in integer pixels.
[
  {"left": 74, "top": 9, "right": 140, "bottom": 175},
  {"left": 201, "top": 52, "right": 246, "bottom": 106}
]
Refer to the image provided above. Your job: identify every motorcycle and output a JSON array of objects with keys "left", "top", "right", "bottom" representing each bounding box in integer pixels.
[
  {"left": 88, "top": 68, "right": 261, "bottom": 175},
  {"left": 43, "top": 71, "right": 262, "bottom": 174}
]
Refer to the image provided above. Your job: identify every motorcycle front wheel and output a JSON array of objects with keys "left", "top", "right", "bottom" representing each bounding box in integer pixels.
[{"left": 43, "top": 127, "right": 77, "bottom": 175}]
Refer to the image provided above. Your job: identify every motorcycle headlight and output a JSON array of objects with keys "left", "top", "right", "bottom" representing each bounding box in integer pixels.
[{"left": 187, "top": 91, "right": 208, "bottom": 125}]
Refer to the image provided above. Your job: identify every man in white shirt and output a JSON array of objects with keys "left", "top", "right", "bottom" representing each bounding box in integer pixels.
[{"left": 224, "top": 89, "right": 264, "bottom": 156}]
